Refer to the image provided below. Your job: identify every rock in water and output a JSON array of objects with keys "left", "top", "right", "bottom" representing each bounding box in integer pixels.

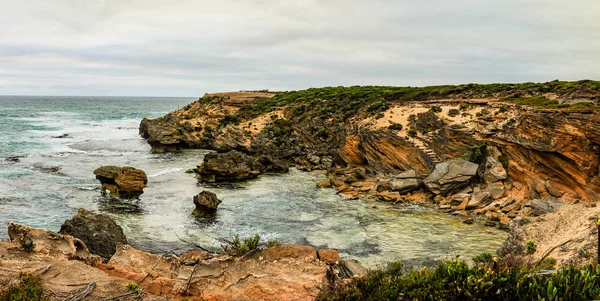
[
  {"left": 196, "top": 150, "right": 287, "bottom": 183},
  {"left": 93, "top": 166, "right": 147, "bottom": 199},
  {"left": 424, "top": 160, "right": 479, "bottom": 195},
  {"left": 193, "top": 191, "right": 222, "bottom": 216},
  {"left": 59, "top": 208, "right": 128, "bottom": 261}
]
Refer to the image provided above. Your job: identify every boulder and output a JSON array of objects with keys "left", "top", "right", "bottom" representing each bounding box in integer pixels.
[
  {"left": 196, "top": 150, "right": 288, "bottom": 183},
  {"left": 485, "top": 182, "right": 506, "bottom": 199},
  {"left": 376, "top": 170, "right": 421, "bottom": 193},
  {"left": 197, "top": 150, "right": 262, "bottom": 182},
  {"left": 59, "top": 208, "right": 128, "bottom": 261},
  {"left": 93, "top": 166, "right": 147, "bottom": 199},
  {"left": 317, "top": 249, "right": 340, "bottom": 264},
  {"left": 481, "top": 157, "right": 507, "bottom": 183},
  {"left": 424, "top": 160, "right": 479, "bottom": 195},
  {"left": 8, "top": 222, "right": 100, "bottom": 265},
  {"left": 467, "top": 189, "right": 492, "bottom": 209},
  {"left": 545, "top": 180, "right": 562, "bottom": 198},
  {"left": 338, "top": 259, "right": 368, "bottom": 278},
  {"left": 192, "top": 191, "right": 222, "bottom": 216},
  {"left": 530, "top": 198, "right": 563, "bottom": 215},
  {"left": 257, "top": 155, "right": 289, "bottom": 173}
]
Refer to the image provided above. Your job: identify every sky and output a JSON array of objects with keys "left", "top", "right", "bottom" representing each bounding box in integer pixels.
[{"left": 0, "top": 0, "right": 598, "bottom": 97}]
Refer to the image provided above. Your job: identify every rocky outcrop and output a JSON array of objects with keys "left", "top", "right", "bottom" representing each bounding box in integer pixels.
[
  {"left": 59, "top": 208, "right": 128, "bottom": 261},
  {"left": 196, "top": 150, "right": 288, "bottom": 183},
  {"left": 1, "top": 222, "right": 341, "bottom": 300},
  {"left": 192, "top": 191, "right": 222, "bottom": 216},
  {"left": 99, "top": 244, "right": 334, "bottom": 300},
  {"left": 424, "top": 160, "right": 479, "bottom": 195},
  {"left": 93, "top": 166, "right": 147, "bottom": 199},
  {"left": 7, "top": 222, "right": 100, "bottom": 265},
  {"left": 139, "top": 84, "right": 600, "bottom": 225}
]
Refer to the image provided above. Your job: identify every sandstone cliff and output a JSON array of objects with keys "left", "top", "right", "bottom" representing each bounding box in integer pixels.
[{"left": 139, "top": 81, "right": 600, "bottom": 227}]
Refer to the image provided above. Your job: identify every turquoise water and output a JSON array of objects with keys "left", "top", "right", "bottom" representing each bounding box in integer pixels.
[{"left": 0, "top": 95, "right": 505, "bottom": 268}]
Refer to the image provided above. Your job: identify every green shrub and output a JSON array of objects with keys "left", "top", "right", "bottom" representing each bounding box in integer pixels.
[
  {"left": 0, "top": 274, "right": 47, "bottom": 301},
  {"left": 266, "top": 239, "right": 281, "bottom": 247},
  {"left": 126, "top": 281, "right": 140, "bottom": 293},
  {"left": 430, "top": 105, "right": 442, "bottom": 113},
  {"left": 317, "top": 259, "right": 600, "bottom": 301},
  {"left": 407, "top": 129, "right": 417, "bottom": 137},
  {"left": 226, "top": 234, "right": 262, "bottom": 256},
  {"left": 537, "top": 257, "right": 557, "bottom": 270},
  {"left": 388, "top": 123, "right": 403, "bottom": 131},
  {"left": 461, "top": 144, "right": 487, "bottom": 164},
  {"left": 448, "top": 108, "right": 460, "bottom": 117},
  {"left": 527, "top": 241, "right": 537, "bottom": 254},
  {"left": 473, "top": 252, "right": 494, "bottom": 265}
]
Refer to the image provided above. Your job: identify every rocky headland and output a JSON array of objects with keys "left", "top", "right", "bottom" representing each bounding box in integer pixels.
[{"left": 139, "top": 81, "right": 600, "bottom": 267}]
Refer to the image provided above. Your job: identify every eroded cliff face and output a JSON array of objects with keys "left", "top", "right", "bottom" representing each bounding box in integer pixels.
[{"left": 139, "top": 83, "right": 600, "bottom": 226}]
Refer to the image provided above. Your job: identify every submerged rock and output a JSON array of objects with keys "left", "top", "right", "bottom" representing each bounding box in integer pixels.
[
  {"left": 424, "top": 160, "right": 479, "bottom": 195},
  {"left": 193, "top": 191, "right": 222, "bottom": 216},
  {"left": 93, "top": 165, "right": 147, "bottom": 199},
  {"left": 59, "top": 208, "right": 128, "bottom": 261}
]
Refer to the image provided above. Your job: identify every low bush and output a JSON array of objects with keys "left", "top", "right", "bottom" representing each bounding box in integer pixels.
[
  {"left": 0, "top": 274, "right": 47, "bottom": 301},
  {"left": 317, "top": 259, "right": 600, "bottom": 301}
]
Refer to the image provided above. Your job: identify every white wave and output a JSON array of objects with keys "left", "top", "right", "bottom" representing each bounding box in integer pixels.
[{"left": 149, "top": 167, "right": 183, "bottom": 178}]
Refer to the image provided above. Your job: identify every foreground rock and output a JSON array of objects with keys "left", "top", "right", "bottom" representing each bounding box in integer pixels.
[
  {"left": 8, "top": 222, "right": 100, "bottom": 265},
  {"left": 424, "top": 160, "right": 479, "bottom": 195},
  {"left": 196, "top": 150, "right": 288, "bottom": 183},
  {"left": 100, "top": 244, "right": 330, "bottom": 300},
  {"left": 193, "top": 191, "right": 222, "bottom": 216},
  {"left": 59, "top": 208, "right": 128, "bottom": 261},
  {"left": 1, "top": 223, "right": 343, "bottom": 300},
  {"left": 93, "top": 165, "right": 147, "bottom": 199}
]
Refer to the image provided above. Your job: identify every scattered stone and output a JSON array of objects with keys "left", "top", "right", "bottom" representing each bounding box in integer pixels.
[
  {"left": 545, "top": 180, "right": 562, "bottom": 198},
  {"left": 316, "top": 180, "right": 332, "bottom": 188},
  {"left": 424, "top": 160, "right": 479, "bottom": 195},
  {"left": 531, "top": 198, "right": 563, "bottom": 215},
  {"left": 307, "top": 154, "right": 321, "bottom": 165},
  {"left": 338, "top": 259, "right": 368, "bottom": 278},
  {"left": 179, "top": 250, "right": 208, "bottom": 266},
  {"left": 376, "top": 176, "right": 421, "bottom": 194},
  {"left": 94, "top": 166, "right": 147, "bottom": 199},
  {"left": 484, "top": 221, "right": 497, "bottom": 227},
  {"left": 481, "top": 157, "right": 507, "bottom": 183},
  {"left": 467, "top": 190, "right": 492, "bottom": 209},
  {"left": 317, "top": 249, "right": 340, "bottom": 264},
  {"left": 463, "top": 217, "right": 474, "bottom": 224},
  {"left": 192, "top": 191, "right": 222, "bottom": 216},
  {"left": 499, "top": 215, "right": 511, "bottom": 229},
  {"left": 59, "top": 208, "right": 128, "bottom": 261},
  {"left": 485, "top": 182, "right": 506, "bottom": 199}
]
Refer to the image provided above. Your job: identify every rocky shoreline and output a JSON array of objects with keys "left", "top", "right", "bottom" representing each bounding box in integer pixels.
[
  {"left": 2, "top": 210, "right": 357, "bottom": 300},
  {"left": 139, "top": 82, "right": 600, "bottom": 230}
]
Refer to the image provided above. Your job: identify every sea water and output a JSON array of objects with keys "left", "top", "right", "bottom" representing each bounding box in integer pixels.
[{"left": 0, "top": 95, "right": 505, "bottom": 268}]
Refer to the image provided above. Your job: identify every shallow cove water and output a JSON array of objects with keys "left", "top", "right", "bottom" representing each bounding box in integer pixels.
[{"left": 0, "top": 96, "right": 506, "bottom": 268}]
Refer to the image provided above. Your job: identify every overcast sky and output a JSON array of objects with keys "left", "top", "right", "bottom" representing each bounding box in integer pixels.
[{"left": 1, "top": 0, "right": 598, "bottom": 96}]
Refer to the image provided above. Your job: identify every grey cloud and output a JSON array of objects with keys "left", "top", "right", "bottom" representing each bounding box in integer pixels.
[{"left": 0, "top": 0, "right": 598, "bottom": 96}]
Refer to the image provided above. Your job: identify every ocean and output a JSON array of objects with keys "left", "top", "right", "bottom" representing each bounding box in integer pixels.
[{"left": 0, "top": 95, "right": 505, "bottom": 267}]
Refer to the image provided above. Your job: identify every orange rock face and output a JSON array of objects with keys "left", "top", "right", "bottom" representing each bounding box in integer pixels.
[{"left": 317, "top": 249, "right": 340, "bottom": 264}]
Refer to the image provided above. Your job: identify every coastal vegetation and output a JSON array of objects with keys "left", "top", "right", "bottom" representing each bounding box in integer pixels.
[
  {"left": 317, "top": 259, "right": 600, "bottom": 301},
  {"left": 0, "top": 274, "right": 47, "bottom": 301},
  {"left": 231, "top": 80, "right": 600, "bottom": 121}
]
